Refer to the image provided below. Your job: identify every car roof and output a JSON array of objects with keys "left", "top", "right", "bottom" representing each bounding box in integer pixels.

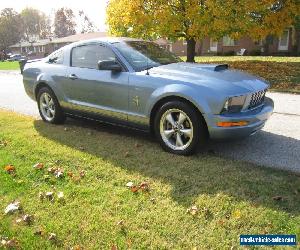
[{"left": 68, "top": 37, "right": 145, "bottom": 47}]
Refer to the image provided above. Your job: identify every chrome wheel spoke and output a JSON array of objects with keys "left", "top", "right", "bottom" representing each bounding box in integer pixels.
[
  {"left": 166, "top": 113, "right": 175, "bottom": 127},
  {"left": 176, "top": 133, "right": 184, "bottom": 147},
  {"left": 177, "top": 113, "right": 186, "bottom": 125},
  {"left": 181, "top": 129, "right": 192, "bottom": 138},
  {"left": 164, "top": 129, "right": 175, "bottom": 139}
]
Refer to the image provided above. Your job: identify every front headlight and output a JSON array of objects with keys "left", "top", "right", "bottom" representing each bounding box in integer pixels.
[{"left": 222, "top": 95, "right": 246, "bottom": 113}]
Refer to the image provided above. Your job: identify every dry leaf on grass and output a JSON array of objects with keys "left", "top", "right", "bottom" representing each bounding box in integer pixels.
[
  {"left": 48, "top": 233, "right": 57, "bottom": 242},
  {"left": 126, "top": 182, "right": 134, "bottom": 188},
  {"left": 130, "top": 186, "right": 139, "bottom": 193},
  {"left": 79, "top": 170, "right": 86, "bottom": 178},
  {"left": 111, "top": 244, "right": 118, "bottom": 250},
  {"left": 1, "top": 238, "right": 19, "bottom": 248},
  {"left": 4, "top": 201, "right": 21, "bottom": 215},
  {"left": 45, "top": 192, "right": 54, "bottom": 201},
  {"left": 139, "top": 182, "right": 150, "bottom": 192},
  {"left": 33, "top": 163, "right": 44, "bottom": 170},
  {"left": 187, "top": 205, "right": 198, "bottom": 216},
  {"left": 16, "top": 214, "right": 34, "bottom": 225},
  {"left": 4, "top": 165, "right": 15, "bottom": 174}
]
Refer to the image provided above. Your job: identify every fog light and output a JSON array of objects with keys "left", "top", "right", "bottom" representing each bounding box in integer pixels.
[{"left": 217, "top": 121, "right": 248, "bottom": 127}]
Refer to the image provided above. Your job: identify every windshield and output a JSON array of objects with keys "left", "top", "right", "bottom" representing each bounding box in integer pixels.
[{"left": 114, "top": 41, "right": 182, "bottom": 72}]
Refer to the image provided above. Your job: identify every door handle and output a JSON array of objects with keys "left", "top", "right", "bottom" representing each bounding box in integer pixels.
[{"left": 68, "top": 74, "right": 78, "bottom": 80}]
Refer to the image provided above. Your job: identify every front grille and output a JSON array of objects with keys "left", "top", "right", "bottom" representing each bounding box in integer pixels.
[{"left": 248, "top": 89, "right": 266, "bottom": 109}]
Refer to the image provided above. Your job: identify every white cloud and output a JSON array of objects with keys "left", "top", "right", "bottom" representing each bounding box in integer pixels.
[{"left": 0, "top": 0, "right": 108, "bottom": 31}]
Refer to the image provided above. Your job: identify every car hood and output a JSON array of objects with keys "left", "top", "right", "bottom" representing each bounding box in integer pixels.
[{"left": 148, "top": 62, "right": 268, "bottom": 95}]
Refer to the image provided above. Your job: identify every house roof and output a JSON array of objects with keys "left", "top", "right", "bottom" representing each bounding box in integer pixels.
[{"left": 10, "top": 32, "right": 108, "bottom": 48}]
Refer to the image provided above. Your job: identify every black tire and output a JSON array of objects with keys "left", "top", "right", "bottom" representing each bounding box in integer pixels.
[
  {"left": 154, "top": 101, "right": 207, "bottom": 155},
  {"left": 37, "top": 87, "right": 66, "bottom": 124}
]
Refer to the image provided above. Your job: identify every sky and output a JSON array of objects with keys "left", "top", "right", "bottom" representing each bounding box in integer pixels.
[{"left": 0, "top": 0, "right": 109, "bottom": 31}]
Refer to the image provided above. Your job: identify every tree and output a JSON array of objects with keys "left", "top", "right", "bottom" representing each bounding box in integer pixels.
[
  {"left": 0, "top": 8, "right": 22, "bottom": 52},
  {"left": 107, "top": 0, "right": 300, "bottom": 62},
  {"left": 78, "top": 10, "right": 97, "bottom": 33},
  {"left": 54, "top": 8, "right": 76, "bottom": 38},
  {"left": 21, "top": 8, "right": 51, "bottom": 42}
]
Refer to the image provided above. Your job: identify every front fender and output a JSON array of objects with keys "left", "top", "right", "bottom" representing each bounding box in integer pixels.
[{"left": 145, "top": 83, "right": 218, "bottom": 117}]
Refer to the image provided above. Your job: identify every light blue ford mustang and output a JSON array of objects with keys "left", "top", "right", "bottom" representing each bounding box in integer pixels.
[{"left": 22, "top": 37, "right": 274, "bottom": 155}]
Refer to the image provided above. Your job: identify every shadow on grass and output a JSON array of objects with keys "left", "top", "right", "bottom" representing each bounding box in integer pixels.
[{"left": 34, "top": 118, "right": 300, "bottom": 215}]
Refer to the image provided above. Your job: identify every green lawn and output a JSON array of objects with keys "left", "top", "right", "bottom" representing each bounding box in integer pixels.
[
  {"left": 182, "top": 56, "right": 300, "bottom": 93},
  {"left": 0, "top": 61, "right": 20, "bottom": 70},
  {"left": 0, "top": 110, "right": 299, "bottom": 249}
]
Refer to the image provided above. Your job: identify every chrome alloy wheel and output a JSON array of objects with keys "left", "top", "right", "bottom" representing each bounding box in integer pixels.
[
  {"left": 39, "top": 92, "right": 56, "bottom": 122},
  {"left": 160, "top": 109, "right": 194, "bottom": 151}
]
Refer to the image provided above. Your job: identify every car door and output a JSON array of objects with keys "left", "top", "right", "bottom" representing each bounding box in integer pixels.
[{"left": 63, "top": 43, "right": 129, "bottom": 121}]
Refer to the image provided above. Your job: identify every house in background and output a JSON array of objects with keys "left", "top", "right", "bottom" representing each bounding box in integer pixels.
[
  {"left": 170, "top": 27, "right": 298, "bottom": 56},
  {"left": 10, "top": 28, "right": 298, "bottom": 59},
  {"left": 10, "top": 32, "right": 107, "bottom": 59}
]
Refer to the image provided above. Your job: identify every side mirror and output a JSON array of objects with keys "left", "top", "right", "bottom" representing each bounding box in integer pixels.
[{"left": 98, "top": 60, "right": 122, "bottom": 72}]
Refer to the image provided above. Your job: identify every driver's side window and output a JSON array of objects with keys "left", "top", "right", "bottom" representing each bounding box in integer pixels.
[{"left": 71, "top": 44, "right": 116, "bottom": 69}]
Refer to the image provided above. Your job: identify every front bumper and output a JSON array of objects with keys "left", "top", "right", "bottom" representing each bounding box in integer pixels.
[{"left": 204, "top": 97, "right": 274, "bottom": 140}]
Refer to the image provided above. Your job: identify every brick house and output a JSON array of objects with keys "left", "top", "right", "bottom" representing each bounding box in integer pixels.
[{"left": 160, "top": 27, "right": 299, "bottom": 56}]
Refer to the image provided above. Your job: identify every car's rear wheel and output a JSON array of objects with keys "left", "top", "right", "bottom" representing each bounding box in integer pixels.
[
  {"left": 37, "top": 87, "right": 65, "bottom": 124},
  {"left": 154, "top": 101, "right": 207, "bottom": 155}
]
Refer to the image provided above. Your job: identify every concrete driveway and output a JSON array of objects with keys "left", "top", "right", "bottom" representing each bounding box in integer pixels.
[{"left": 0, "top": 70, "right": 299, "bottom": 173}]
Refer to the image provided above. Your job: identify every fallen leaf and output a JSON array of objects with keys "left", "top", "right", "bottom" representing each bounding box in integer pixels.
[
  {"left": 34, "top": 227, "right": 45, "bottom": 236},
  {"left": 187, "top": 205, "right": 198, "bottom": 216},
  {"left": 116, "top": 220, "right": 124, "bottom": 226},
  {"left": 4, "top": 165, "right": 15, "bottom": 174},
  {"left": 33, "top": 163, "right": 44, "bottom": 170},
  {"left": 67, "top": 172, "right": 74, "bottom": 177},
  {"left": 79, "top": 170, "right": 86, "bottom": 178},
  {"left": 139, "top": 182, "right": 150, "bottom": 192},
  {"left": 54, "top": 169, "right": 64, "bottom": 178},
  {"left": 111, "top": 244, "right": 118, "bottom": 250},
  {"left": 273, "top": 196, "right": 283, "bottom": 201},
  {"left": 126, "top": 182, "right": 134, "bottom": 188},
  {"left": 46, "top": 192, "right": 54, "bottom": 201},
  {"left": 48, "top": 233, "right": 57, "bottom": 241},
  {"left": 48, "top": 167, "right": 58, "bottom": 173},
  {"left": 1, "top": 239, "right": 19, "bottom": 248},
  {"left": 71, "top": 245, "right": 82, "bottom": 250},
  {"left": 130, "top": 186, "right": 139, "bottom": 193},
  {"left": 57, "top": 191, "right": 64, "bottom": 200},
  {"left": 23, "top": 214, "right": 34, "bottom": 225},
  {"left": 4, "top": 201, "right": 20, "bottom": 214},
  {"left": 15, "top": 218, "right": 22, "bottom": 224}
]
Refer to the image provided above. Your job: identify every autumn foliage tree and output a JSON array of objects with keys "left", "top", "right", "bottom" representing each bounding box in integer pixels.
[
  {"left": 54, "top": 8, "right": 76, "bottom": 38},
  {"left": 107, "top": 0, "right": 300, "bottom": 62}
]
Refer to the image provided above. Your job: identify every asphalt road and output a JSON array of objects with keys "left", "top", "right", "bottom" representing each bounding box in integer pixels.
[{"left": 0, "top": 70, "right": 299, "bottom": 173}]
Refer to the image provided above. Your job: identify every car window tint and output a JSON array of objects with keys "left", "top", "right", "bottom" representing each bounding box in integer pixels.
[
  {"left": 48, "top": 50, "right": 64, "bottom": 64},
  {"left": 71, "top": 44, "right": 116, "bottom": 69}
]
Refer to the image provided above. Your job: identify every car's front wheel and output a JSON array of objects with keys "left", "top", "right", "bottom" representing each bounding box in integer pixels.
[
  {"left": 37, "top": 87, "right": 65, "bottom": 124},
  {"left": 154, "top": 101, "right": 207, "bottom": 155}
]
